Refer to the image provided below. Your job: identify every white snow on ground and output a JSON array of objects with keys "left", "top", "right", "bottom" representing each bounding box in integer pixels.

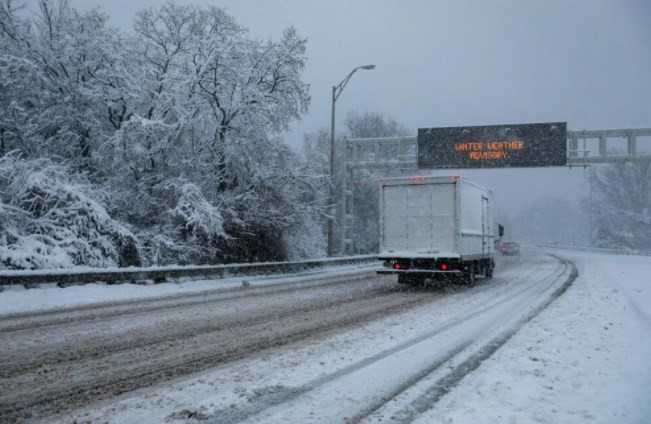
[
  {"left": 0, "top": 263, "right": 378, "bottom": 316},
  {"left": 416, "top": 250, "right": 651, "bottom": 424},
  {"left": 52, "top": 254, "right": 563, "bottom": 423},
  {"left": 6, "top": 251, "right": 651, "bottom": 423}
]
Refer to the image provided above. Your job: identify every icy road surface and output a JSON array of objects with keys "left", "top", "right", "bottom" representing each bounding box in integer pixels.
[{"left": 0, "top": 251, "right": 649, "bottom": 423}]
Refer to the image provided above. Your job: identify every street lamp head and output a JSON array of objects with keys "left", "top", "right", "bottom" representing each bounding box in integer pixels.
[{"left": 360, "top": 64, "right": 376, "bottom": 70}]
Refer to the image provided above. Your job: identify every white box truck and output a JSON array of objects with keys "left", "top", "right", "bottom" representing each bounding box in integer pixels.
[{"left": 377, "top": 176, "right": 496, "bottom": 286}]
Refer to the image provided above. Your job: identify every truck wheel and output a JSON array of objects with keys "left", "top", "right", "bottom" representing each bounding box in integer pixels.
[
  {"left": 485, "top": 260, "right": 494, "bottom": 279},
  {"left": 464, "top": 265, "right": 476, "bottom": 287}
]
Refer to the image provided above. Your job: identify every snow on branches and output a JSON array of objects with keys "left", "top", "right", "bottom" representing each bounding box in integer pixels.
[
  {"left": 589, "top": 160, "right": 651, "bottom": 251},
  {"left": 0, "top": 153, "right": 138, "bottom": 269},
  {"left": 0, "top": 1, "right": 321, "bottom": 268},
  {"left": 170, "top": 181, "right": 225, "bottom": 242}
]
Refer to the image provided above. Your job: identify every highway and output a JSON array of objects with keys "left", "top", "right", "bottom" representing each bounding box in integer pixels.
[{"left": 0, "top": 253, "right": 575, "bottom": 423}]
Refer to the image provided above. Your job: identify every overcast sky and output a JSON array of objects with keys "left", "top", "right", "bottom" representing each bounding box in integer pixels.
[
  {"left": 61, "top": 0, "right": 650, "bottom": 144},
  {"left": 54, "top": 0, "right": 651, "bottom": 237}
]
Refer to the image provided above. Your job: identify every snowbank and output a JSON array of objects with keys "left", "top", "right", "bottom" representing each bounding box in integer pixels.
[{"left": 419, "top": 250, "right": 651, "bottom": 423}]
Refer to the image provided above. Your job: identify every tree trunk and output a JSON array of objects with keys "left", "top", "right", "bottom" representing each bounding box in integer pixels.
[{"left": 216, "top": 126, "right": 228, "bottom": 193}]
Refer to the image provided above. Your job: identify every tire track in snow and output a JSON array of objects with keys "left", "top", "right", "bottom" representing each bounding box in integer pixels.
[
  {"left": 0, "top": 282, "right": 396, "bottom": 379},
  {"left": 361, "top": 255, "right": 578, "bottom": 423},
  {"left": 0, "top": 277, "right": 437, "bottom": 422},
  {"left": 204, "top": 255, "right": 570, "bottom": 423},
  {"left": 0, "top": 256, "right": 540, "bottom": 423}
]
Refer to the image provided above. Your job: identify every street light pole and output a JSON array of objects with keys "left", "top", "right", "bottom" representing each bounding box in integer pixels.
[{"left": 327, "top": 64, "right": 376, "bottom": 256}]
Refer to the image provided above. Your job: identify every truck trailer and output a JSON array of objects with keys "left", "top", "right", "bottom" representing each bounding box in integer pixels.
[{"left": 377, "top": 176, "right": 496, "bottom": 286}]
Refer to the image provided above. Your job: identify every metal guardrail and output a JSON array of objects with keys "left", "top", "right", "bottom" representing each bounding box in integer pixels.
[
  {"left": 535, "top": 243, "right": 651, "bottom": 257},
  {"left": 0, "top": 255, "right": 378, "bottom": 286}
]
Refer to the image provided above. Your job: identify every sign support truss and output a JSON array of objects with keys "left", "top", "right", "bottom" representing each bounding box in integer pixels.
[{"left": 330, "top": 128, "right": 651, "bottom": 255}]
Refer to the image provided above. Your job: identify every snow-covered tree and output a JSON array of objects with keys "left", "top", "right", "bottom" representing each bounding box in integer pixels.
[
  {"left": 299, "top": 127, "right": 331, "bottom": 233},
  {"left": 0, "top": 1, "right": 321, "bottom": 268},
  {"left": 185, "top": 17, "right": 310, "bottom": 194},
  {"left": 217, "top": 135, "right": 326, "bottom": 261},
  {"left": 0, "top": 153, "right": 139, "bottom": 269},
  {"left": 344, "top": 110, "right": 410, "bottom": 139},
  {"left": 588, "top": 160, "right": 651, "bottom": 250},
  {"left": 0, "top": 0, "right": 129, "bottom": 168},
  {"left": 512, "top": 197, "right": 585, "bottom": 245},
  {"left": 116, "top": 3, "right": 316, "bottom": 263},
  {"left": 301, "top": 128, "right": 331, "bottom": 174}
]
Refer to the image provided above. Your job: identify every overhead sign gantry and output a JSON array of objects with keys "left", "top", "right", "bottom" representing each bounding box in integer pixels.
[
  {"left": 417, "top": 122, "right": 567, "bottom": 168},
  {"left": 334, "top": 125, "right": 650, "bottom": 255}
]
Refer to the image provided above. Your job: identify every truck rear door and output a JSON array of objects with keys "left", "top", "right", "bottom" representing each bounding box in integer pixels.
[{"left": 382, "top": 182, "right": 455, "bottom": 253}]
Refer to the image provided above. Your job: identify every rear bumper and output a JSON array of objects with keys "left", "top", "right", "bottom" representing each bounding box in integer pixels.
[
  {"left": 377, "top": 269, "right": 462, "bottom": 275},
  {"left": 378, "top": 253, "right": 460, "bottom": 260}
]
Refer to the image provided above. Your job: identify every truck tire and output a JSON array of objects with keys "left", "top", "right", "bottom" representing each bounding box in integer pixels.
[
  {"left": 485, "top": 260, "right": 494, "bottom": 279},
  {"left": 464, "top": 264, "right": 476, "bottom": 287}
]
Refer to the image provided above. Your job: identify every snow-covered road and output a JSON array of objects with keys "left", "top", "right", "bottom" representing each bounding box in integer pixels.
[
  {"left": 0, "top": 250, "right": 649, "bottom": 424},
  {"left": 415, "top": 249, "right": 651, "bottom": 424}
]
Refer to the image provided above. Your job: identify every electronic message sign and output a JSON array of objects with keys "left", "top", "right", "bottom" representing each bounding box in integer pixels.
[{"left": 417, "top": 122, "right": 567, "bottom": 168}]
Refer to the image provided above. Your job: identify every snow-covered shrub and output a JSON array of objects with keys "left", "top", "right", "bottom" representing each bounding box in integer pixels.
[
  {"left": 281, "top": 219, "right": 326, "bottom": 261},
  {"left": 138, "top": 231, "right": 186, "bottom": 267},
  {"left": 131, "top": 180, "right": 226, "bottom": 266},
  {"left": 0, "top": 154, "right": 140, "bottom": 269},
  {"left": 170, "top": 182, "right": 224, "bottom": 242},
  {"left": 219, "top": 135, "right": 327, "bottom": 262}
]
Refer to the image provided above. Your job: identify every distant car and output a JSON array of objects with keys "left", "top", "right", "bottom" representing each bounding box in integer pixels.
[{"left": 499, "top": 241, "right": 520, "bottom": 255}]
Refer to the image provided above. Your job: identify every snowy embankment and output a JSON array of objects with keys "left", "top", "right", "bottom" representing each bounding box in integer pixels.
[
  {"left": 414, "top": 250, "right": 651, "bottom": 424},
  {"left": 0, "top": 263, "right": 379, "bottom": 316}
]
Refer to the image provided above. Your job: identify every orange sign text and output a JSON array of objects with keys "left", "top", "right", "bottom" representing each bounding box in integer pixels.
[{"left": 454, "top": 140, "right": 525, "bottom": 161}]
